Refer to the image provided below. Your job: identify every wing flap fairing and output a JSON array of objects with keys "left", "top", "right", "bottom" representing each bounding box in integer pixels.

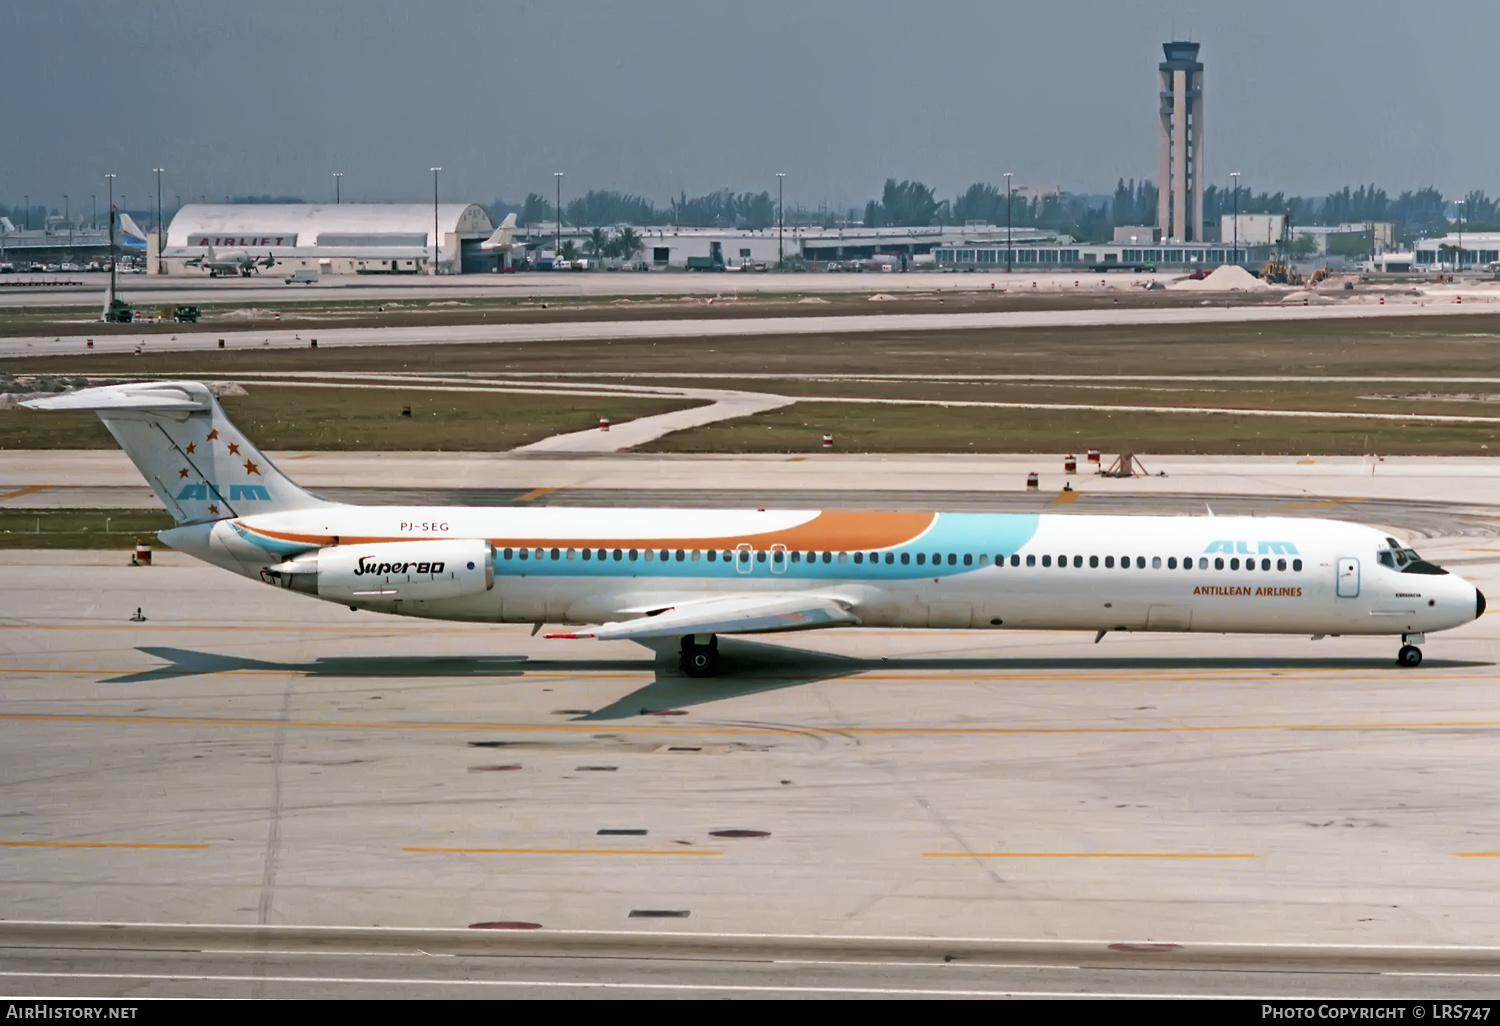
[{"left": 548, "top": 593, "right": 859, "bottom": 641}]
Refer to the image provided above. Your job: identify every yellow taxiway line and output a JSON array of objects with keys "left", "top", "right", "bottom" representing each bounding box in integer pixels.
[
  {"left": 513, "top": 487, "right": 559, "bottom": 502},
  {"left": 0, "top": 485, "right": 53, "bottom": 500},
  {"left": 5, "top": 711, "right": 1500, "bottom": 739}
]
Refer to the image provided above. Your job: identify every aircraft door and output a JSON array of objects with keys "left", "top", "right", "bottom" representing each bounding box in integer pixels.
[
  {"left": 1336, "top": 558, "right": 1360, "bottom": 598},
  {"left": 769, "top": 544, "right": 788, "bottom": 574},
  {"left": 735, "top": 543, "right": 754, "bottom": 575}
]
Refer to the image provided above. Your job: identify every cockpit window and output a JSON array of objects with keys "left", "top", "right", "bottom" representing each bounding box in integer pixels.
[{"left": 1384, "top": 540, "right": 1447, "bottom": 575}]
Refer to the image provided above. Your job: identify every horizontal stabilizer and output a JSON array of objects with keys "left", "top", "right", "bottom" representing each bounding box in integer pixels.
[
  {"left": 548, "top": 593, "right": 859, "bottom": 641},
  {"left": 21, "top": 382, "right": 208, "bottom": 412}
]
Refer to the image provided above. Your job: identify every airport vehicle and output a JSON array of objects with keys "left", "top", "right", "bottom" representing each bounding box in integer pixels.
[
  {"left": 183, "top": 245, "right": 276, "bottom": 277},
  {"left": 284, "top": 269, "right": 319, "bottom": 285},
  {"left": 687, "top": 242, "right": 726, "bottom": 271},
  {"left": 24, "top": 381, "right": 1485, "bottom": 675}
]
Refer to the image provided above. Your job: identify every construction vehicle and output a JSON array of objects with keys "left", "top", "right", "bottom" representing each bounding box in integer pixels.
[
  {"left": 1260, "top": 208, "right": 1303, "bottom": 284},
  {"left": 103, "top": 297, "right": 132, "bottom": 323}
]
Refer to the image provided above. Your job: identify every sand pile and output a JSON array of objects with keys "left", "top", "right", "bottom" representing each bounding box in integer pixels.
[{"left": 1167, "top": 264, "right": 1270, "bottom": 291}]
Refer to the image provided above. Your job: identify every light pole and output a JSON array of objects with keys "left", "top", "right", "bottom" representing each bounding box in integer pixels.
[
  {"left": 64, "top": 195, "right": 70, "bottom": 257},
  {"left": 1003, "top": 172, "right": 1014, "bottom": 273},
  {"left": 22, "top": 195, "right": 27, "bottom": 231},
  {"left": 1229, "top": 172, "right": 1241, "bottom": 266},
  {"left": 153, "top": 168, "right": 164, "bottom": 237},
  {"left": 553, "top": 172, "right": 564, "bottom": 260},
  {"left": 430, "top": 167, "right": 442, "bottom": 275},
  {"left": 104, "top": 173, "right": 117, "bottom": 306},
  {"left": 1454, "top": 199, "right": 1465, "bottom": 274},
  {"left": 91, "top": 195, "right": 96, "bottom": 230},
  {"left": 776, "top": 173, "right": 785, "bottom": 269},
  {"left": 333, "top": 172, "right": 342, "bottom": 204}
]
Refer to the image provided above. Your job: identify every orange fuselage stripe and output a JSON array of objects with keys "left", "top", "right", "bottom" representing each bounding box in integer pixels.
[{"left": 240, "top": 509, "right": 938, "bottom": 552}]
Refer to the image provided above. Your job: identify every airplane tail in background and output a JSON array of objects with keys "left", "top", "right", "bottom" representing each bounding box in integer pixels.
[
  {"left": 22, "top": 382, "right": 337, "bottom": 524},
  {"left": 117, "top": 213, "right": 148, "bottom": 251},
  {"left": 480, "top": 212, "right": 517, "bottom": 250}
]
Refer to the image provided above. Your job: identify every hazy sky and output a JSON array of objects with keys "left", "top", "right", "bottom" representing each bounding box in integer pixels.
[{"left": 5, "top": 0, "right": 1498, "bottom": 212}]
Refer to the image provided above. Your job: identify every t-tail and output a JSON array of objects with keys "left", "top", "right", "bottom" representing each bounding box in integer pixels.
[
  {"left": 22, "top": 381, "right": 336, "bottom": 524},
  {"left": 479, "top": 212, "right": 518, "bottom": 251}
]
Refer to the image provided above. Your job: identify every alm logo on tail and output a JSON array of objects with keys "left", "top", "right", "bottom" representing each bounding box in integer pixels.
[{"left": 176, "top": 483, "right": 271, "bottom": 502}]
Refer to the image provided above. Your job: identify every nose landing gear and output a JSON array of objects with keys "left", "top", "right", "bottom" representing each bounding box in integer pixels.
[
  {"left": 680, "top": 634, "right": 721, "bottom": 677},
  {"left": 1397, "top": 632, "right": 1426, "bottom": 667}
]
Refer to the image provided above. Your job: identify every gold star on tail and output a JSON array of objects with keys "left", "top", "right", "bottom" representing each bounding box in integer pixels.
[{"left": 243, "top": 460, "right": 261, "bottom": 476}]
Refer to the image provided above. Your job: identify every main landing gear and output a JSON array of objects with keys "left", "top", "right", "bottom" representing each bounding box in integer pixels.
[
  {"left": 681, "top": 634, "right": 721, "bottom": 678},
  {"left": 1397, "top": 633, "right": 1425, "bottom": 668}
]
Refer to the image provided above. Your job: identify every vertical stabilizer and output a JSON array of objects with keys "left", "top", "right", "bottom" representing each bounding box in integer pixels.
[{"left": 22, "top": 381, "right": 336, "bottom": 523}]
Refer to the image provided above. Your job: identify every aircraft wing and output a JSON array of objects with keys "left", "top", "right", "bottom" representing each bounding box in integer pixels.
[{"left": 547, "top": 592, "right": 859, "bottom": 641}]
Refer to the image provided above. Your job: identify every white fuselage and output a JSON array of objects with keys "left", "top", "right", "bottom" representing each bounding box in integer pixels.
[{"left": 160, "top": 507, "right": 1483, "bottom": 641}]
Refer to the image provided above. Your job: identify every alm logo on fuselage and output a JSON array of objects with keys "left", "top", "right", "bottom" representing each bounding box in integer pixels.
[
  {"left": 1204, "top": 540, "right": 1300, "bottom": 555},
  {"left": 176, "top": 483, "right": 271, "bottom": 502}
]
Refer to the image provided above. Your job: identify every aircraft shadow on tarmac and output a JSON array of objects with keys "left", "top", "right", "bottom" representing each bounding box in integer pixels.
[{"left": 108, "top": 642, "right": 1490, "bottom": 722}]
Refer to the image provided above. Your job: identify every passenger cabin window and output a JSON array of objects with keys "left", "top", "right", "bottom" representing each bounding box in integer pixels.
[
  {"left": 1089, "top": 555, "right": 1099, "bottom": 568},
  {"left": 1293, "top": 559, "right": 1303, "bottom": 571},
  {"left": 1151, "top": 556, "right": 1162, "bottom": 569},
  {"left": 1010, "top": 554, "right": 1020, "bottom": 567},
  {"left": 1042, "top": 555, "right": 1052, "bottom": 567},
  {"left": 1105, "top": 556, "right": 1115, "bottom": 568},
  {"left": 1026, "top": 555, "right": 1036, "bottom": 567}
]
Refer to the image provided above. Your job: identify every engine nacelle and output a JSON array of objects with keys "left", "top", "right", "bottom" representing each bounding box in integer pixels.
[{"left": 268, "top": 539, "right": 494, "bottom": 603}]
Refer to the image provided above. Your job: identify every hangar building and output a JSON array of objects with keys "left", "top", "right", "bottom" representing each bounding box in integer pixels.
[{"left": 161, "top": 203, "right": 497, "bottom": 276}]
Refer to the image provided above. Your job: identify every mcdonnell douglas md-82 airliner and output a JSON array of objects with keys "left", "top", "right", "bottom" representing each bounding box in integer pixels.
[{"left": 26, "top": 381, "right": 1485, "bottom": 675}]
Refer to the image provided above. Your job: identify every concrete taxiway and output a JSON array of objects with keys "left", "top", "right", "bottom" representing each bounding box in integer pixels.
[
  {"left": 2, "top": 300, "right": 1495, "bottom": 360},
  {"left": 8, "top": 452, "right": 1500, "bottom": 510},
  {"left": 6, "top": 269, "right": 1500, "bottom": 308},
  {"left": 3, "top": 516, "right": 1500, "bottom": 995}
]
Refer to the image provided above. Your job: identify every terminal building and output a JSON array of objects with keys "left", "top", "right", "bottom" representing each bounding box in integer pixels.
[
  {"left": 161, "top": 203, "right": 498, "bottom": 276},
  {"left": 932, "top": 237, "right": 1275, "bottom": 272},
  {"left": 1412, "top": 232, "right": 1500, "bottom": 271}
]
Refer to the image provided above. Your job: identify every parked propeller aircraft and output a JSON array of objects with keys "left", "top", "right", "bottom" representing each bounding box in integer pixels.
[
  {"left": 182, "top": 244, "right": 276, "bottom": 277},
  {"left": 23, "top": 382, "right": 1485, "bottom": 675}
]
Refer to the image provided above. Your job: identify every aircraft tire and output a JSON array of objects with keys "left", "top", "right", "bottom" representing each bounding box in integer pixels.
[
  {"left": 1397, "top": 644, "right": 1423, "bottom": 667},
  {"left": 681, "top": 644, "right": 721, "bottom": 678}
]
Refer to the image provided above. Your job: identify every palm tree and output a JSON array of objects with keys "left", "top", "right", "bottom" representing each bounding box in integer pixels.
[
  {"left": 559, "top": 239, "right": 578, "bottom": 262},
  {"left": 584, "top": 227, "right": 609, "bottom": 257},
  {"left": 615, "top": 225, "right": 643, "bottom": 264}
]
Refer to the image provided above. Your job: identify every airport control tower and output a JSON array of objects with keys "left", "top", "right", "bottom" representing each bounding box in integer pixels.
[{"left": 1156, "top": 41, "right": 1204, "bottom": 242}]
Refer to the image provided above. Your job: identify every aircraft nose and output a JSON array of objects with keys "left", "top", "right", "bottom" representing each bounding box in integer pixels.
[{"left": 1478, "top": 588, "right": 1488, "bottom": 621}]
